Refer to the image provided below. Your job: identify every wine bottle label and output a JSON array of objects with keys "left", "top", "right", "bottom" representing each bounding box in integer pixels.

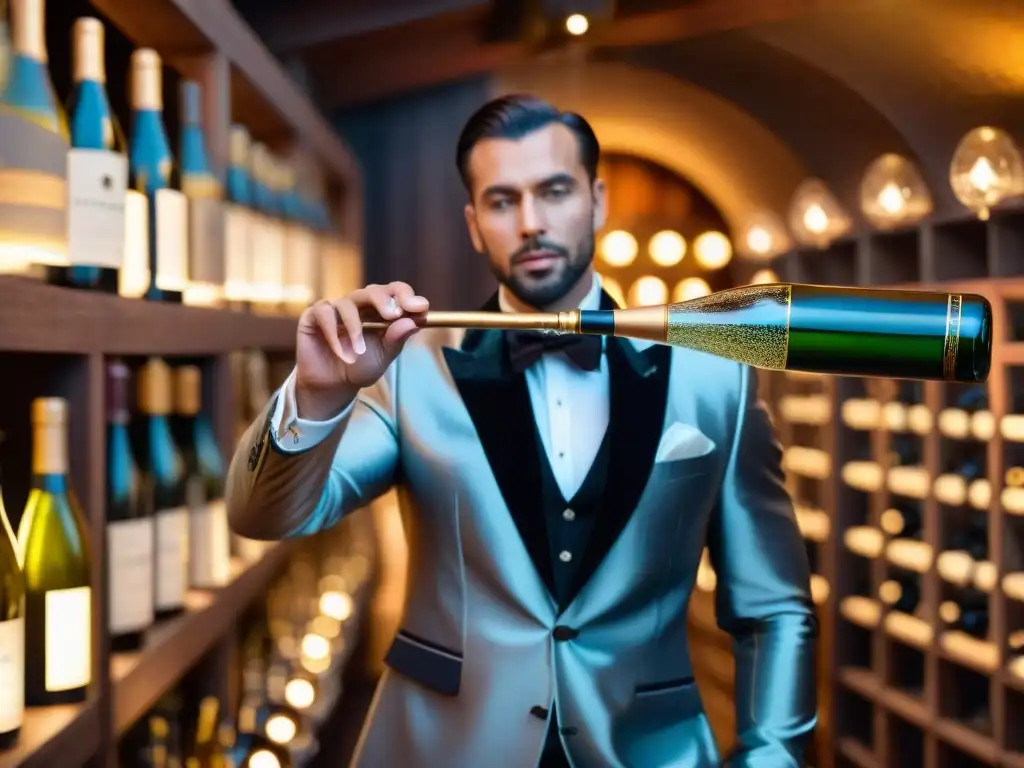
[
  {"left": 187, "top": 480, "right": 231, "bottom": 588},
  {"left": 120, "top": 190, "right": 150, "bottom": 298},
  {"left": 223, "top": 204, "right": 252, "bottom": 301},
  {"left": 187, "top": 197, "right": 225, "bottom": 286},
  {"left": 154, "top": 188, "right": 188, "bottom": 292},
  {"left": 0, "top": 617, "right": 24, "bottom": 732},
  {"left": 250, "top": 213, "right": 285, "bottom": 301},
  {"left": 65, "top": 148, "right": 129, "bottom": 268},
  {"left": 284, "top": 224, "right": 317, "bottom": 304},
  {"left": 155, "top": 507, "right": 189, "bottom": 610},
  {"left": 107, "top": 517, "right": 155, "bottom": 633},
  {"left": 44, "top": 587, "right": 91, "bottom": 692}
]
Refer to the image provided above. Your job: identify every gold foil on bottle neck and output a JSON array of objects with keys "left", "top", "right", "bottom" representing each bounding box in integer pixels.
[
  {"left": 11, "top": 0, "right": 47, "bottom": 62},
  {"left": 31, "top": 397, "right": 68, "bottom": 475},
  {"left": 130, "top": 48, "right": 163, "bottom": 111},
  {"left": 174, "top": 365, "right": 202, "bottom": 416},
  {"left": 138, "top": 358, "right": 172, "bottom": 416},
  {"left": 72, "top": 17, "right": 105, "bottom": 83},
  {"left": 229, "top": 125, "right": 250, "bottom": 167},
  {"left": 251, "top": 142, "right": 268, "bottom": 183}
]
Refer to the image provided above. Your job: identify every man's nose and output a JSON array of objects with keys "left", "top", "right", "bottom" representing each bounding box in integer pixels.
[{"left": 519, "top": 196, "right": 545, "bottom": 237}]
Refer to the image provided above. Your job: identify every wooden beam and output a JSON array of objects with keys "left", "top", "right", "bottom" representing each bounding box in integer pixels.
[
  {"left": 315, "top": 0, "right": 839, "bottom": 110},
  {"left": 252, "top": 0, "right": 488, "bottom": 55}
]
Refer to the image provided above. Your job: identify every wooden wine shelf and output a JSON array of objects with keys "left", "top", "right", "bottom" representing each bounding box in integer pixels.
[
  {"left": 0, "top": 701, "right": 101, "bottom": 768},
  {"left": 0, "top": 276, "right": 295, "bottom": 355},
  {"left": 111, "top": 542, "right": 295, "bottom": 737}
]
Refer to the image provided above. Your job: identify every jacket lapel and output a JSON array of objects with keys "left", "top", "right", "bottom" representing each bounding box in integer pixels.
[{"left": 442, "top": 292, "right": 555, "bottom": 596}]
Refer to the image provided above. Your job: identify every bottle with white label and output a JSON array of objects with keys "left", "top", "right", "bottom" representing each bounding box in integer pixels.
[
  {"left": 0, "top": 434, "right": 26, "bottom": 748},
  {"left": 48, "top": 16, "right": 127, "bottom": 293},
  {"left": 106, "top": 359, "right": 153, "bottom": 650},
  {"left": 128, "top": 48, "right": 186, "bottom": 304},
  {"left": 16, "top": 398, "right": 93, "bottom": 705},
  {"left": 132, "top": 358, "right": 188, "bottom": 618},
  {"left": 170, "top": 365, "right": 230, "bottom": 589}
]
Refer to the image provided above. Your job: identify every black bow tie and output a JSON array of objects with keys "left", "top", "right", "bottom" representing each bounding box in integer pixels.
[{"left": 506, "top": 330, "right": 603, "bottom": 373}]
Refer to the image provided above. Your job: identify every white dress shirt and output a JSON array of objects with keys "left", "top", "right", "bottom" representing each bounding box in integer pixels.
[{"left": 271, "top": 276, "right": 612, "bottom": 499}]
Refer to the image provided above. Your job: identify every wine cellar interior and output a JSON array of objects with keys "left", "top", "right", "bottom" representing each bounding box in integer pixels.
[{"left": 3, "top": 0, "right": 1024, "bottom": 766}]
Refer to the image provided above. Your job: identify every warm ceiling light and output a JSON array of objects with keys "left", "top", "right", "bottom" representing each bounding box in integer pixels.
[
  {"left": 599, "top": 275, "right": 626, "bottom": 307},
  {"left": 647, "top": 230, "right": 686, "bottom": 267},
  {"left": 692, "top": 231, "right": 732, "bottom": 269},
  {"left": 599, "top": 230, "right": 637, "bottom": 267},
  {"left": 565, "top": 13, "right": 589, "bottom": 35},
  {"left": 949, "top": 126, "right": 1024, "bottom": 220},
  {"left": 739, "top": 211, "right": 787, "bottom": 261},
  {"left": 859, "top": 153, "right": 933, "bottom": 229},
  {"left": 787, "top": 178, "right": 852, "bottom": 248},
  {"left": 750, "top": 269, "right": 779, "bottom": 285},
  {"left": 673, "top": 277, "right": 711, "bottom": 303},
  {"left": 628, "top": 275, "right": 667, "bottom": 307}
]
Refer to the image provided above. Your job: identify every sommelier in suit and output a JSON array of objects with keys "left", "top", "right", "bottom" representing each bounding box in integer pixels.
[{"left": 226, "top": 95, "right": 818, "bottom": 767}]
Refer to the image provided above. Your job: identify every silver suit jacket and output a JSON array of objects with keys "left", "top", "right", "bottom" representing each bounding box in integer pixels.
[{"left": 226, "top": 305, "right": 818, "bottom": 768}]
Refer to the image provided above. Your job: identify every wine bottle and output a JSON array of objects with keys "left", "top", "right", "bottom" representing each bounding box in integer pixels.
[
  {"left": 938, "top": 589, "right": 988, "bottom": 638},
  {"left": 128, "top": 48, "right": 185, "bottom": 304},
  {"left": 938, "top": 385, "right": 990, "bottom": 439},
  {"left": 49, "top": 17, "right": 128, "bottom": 293},
  {"left": 0, "top": 440, "right": 25, "bottom": 749},
  {"left": 17, "top": 397, "right": 92, "bottom": 705},
  {"left": 223, "top": 124, "right": 253, "bottom": 305},
  {"left": 229, "top": 642, "right": 294, "bottom": 768},
  {"left": 878, "top": 573, "right": 920, "bottom": 615},
  {"left": 189, "top": 696, "right": 220, "bottom": 767},
  {"left": 0, "top": 0, "right": 70, "bottom": 277},
  {"left": 249, "top": 142, "right": 284, "bottom": 307},
  {"left": 170, "top": 365, "right": 230, "bottom": 589},
  {"left": 364, "top": 283, "right": 993, "bottom": 383},
  {"left": 947, "top": 517, "right": 989, "bottom": 561},
  {"left": 133, "top": 358, "right": 188, "bottom": 619},
  {"left": 889, "top": 433, "right": 921, "bottom": 467},
  {"left": 880, "top": 502, "right": 922, "bottom": 539},
  {"left": 106, "top": 360, "right": 153, "bottom": 651}
]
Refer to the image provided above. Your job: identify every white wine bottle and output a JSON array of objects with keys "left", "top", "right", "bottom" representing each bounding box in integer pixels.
[
  {"left": 0, "top": 435, "right": 25, "bottom": 749},
  {"left": 17, "top": 398, "right": 93, "bottom": 705}
]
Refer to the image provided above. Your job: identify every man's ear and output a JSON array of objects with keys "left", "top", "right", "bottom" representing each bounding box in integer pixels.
[
  {"left": 464, "top": 203, "right": 485, "bottom": 253},
  {"left": 591, "top": 177, "right": 608, "bottom": 232}
]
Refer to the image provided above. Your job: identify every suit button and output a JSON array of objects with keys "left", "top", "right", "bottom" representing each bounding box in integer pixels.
[
  {"left": 560, "top": 726, "right": 579, "bottom": 737},
  {"left": 530, "top": 706, "right": 549, "bottom": 720},
  {"left": 553, "top": 625, "right": 579, "bottom": 642}
]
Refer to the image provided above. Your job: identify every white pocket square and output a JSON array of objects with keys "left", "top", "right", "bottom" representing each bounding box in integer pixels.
[{"left": 655, "top": 422, "right": 716, "bottom": 463}]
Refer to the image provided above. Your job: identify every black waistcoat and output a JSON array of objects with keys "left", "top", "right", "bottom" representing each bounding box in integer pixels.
[{"left": 532, "top": 421, "right": 612, "bottom": 612}]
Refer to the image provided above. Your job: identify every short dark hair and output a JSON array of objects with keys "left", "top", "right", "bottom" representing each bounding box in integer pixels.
[{"left": 455, "top": 94, "right": 600, "bottom": 194}]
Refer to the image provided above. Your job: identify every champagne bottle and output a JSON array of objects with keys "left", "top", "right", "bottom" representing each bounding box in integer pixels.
[
  {"left": 0, "top": 0, "right": 69, "bottom": 276},
  {"left": 133, "top": 359, "right": 188, "bottom": 618},
  {"left": 0, "top": 440, "right": 25, "bottom": 749},
  {"left": 106, "top": 360, "right": 154, "bottom": 651},
  {"left": 128, "top": 49, "right": 184, "bottom": 304},
  {"left": 170, "top": 365, "right": 230, "bottom": 590},
  {"left": 223, "top": 124, "right": 253, "bottom": 305},
  {"left": 878, "top": 573, "right": 920, "bottom": 615},
  {"left": 372, "top": 283, "right": 993, "bottom": 383},
  {"left": 17, "top": 398, "right": 92, "bottom": 705},
  {"left": 880, "top": 502, "right": 922, "bottom": 539},
  {"left": 49, "top": 17, "right": 128, "bottom": 293},
  {"left": 938, "top": 589, "right": 988, "bottom": 638}
]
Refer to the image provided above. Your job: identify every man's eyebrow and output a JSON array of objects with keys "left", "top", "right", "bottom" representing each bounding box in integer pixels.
[{"left": 481, "top": 173, "right": 576, "bottom": 198}]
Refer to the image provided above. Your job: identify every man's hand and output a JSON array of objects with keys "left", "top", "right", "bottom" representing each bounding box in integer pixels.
[{"left": 295, "top": 281, "right": 428, "bottom": 420}]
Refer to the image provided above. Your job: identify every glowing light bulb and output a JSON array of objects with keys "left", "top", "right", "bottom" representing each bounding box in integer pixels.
[
  {"left": 628, "top": 276, "right": 667, "bottom": 307},
  {"left": 746, "top": 227, "right": 773, "bottom": 256},
  {"left": 647, "top": 230, "right": 686, "bottom": 266},
  {"left": 788, "top": 178, "right": 851, "bottom": 247},
  {"left": 265, "top": 714, "right": 297, "bottom": 744},
  {"left": 285, "top": 678, "right": 316, "bottom": 710},
  {"left": 248, "top": 750, "right": 281, "bottom": 768},
  {"left": 750, "top": 269, "right": 779, "bottom": 285},
  {"left": 949, "top": 126, "right": 1024, "bottom": 220},
  {"left": 859, "top": 153, "right": 932, "bottom": 229},
  {"left": 599, "top": 230, "right": 637, "bottom": 267},
  {"left": 565, "top": 13, "right": 588, "bottom": 35},
  {"left": 692, "top": 231, "right": 732, "bottom": 269},
  {"left": 673, "top": 277, "right": 711, "bottom": 302},
  {"left": 739, "top": 211, "right": 787, "bottom": 260},
  {"left": 301, "top": 633, "right": 331, "bottom": 660},
  {"left": 319, "top": 590, "right": 353, "bottom": 621}
]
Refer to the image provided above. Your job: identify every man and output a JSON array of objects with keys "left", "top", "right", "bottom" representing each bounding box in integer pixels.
[{"left": 226, "top": 94, "right": 818, "bottom": 767}]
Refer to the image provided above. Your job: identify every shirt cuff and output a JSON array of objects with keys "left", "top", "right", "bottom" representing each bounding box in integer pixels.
[{"left": 270, "top": 369, "right": 354, "bottom": 453}]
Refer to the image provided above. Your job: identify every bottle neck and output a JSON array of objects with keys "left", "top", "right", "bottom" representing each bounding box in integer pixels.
[
  {"left": 131, "top": 62, "right": 162, "bottom": 112},
  {"left": 11, "top": 0, "right": 46, "bottom": 62},
  {"left": 32, "top": 420, "right": 67, "bottom": 476},
  {"left": 72, "top": 25, "right": 104, "bottom": 84}
]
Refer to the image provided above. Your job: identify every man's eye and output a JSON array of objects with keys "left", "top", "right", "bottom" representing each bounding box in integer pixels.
[
  {"left": 490, "top": 198, "right": 510, "bottom": 210},
  {"left": 545, "top": 186, "right": 569, "bottom": 198}
]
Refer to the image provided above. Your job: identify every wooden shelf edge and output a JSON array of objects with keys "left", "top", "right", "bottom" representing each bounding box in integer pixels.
[
  {"left": 0, "top": 276, "right": 295, "bottom": 355},
  {"left": 0, "top": 698, "right": 101, "bottom": 768},
  {"left": 111, "top": 541, "right": 295, "bottom": 736}
]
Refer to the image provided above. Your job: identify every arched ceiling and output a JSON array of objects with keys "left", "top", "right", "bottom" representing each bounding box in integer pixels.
[{"left": 494, "top": 60, "right": 808, "bottom": 244}]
